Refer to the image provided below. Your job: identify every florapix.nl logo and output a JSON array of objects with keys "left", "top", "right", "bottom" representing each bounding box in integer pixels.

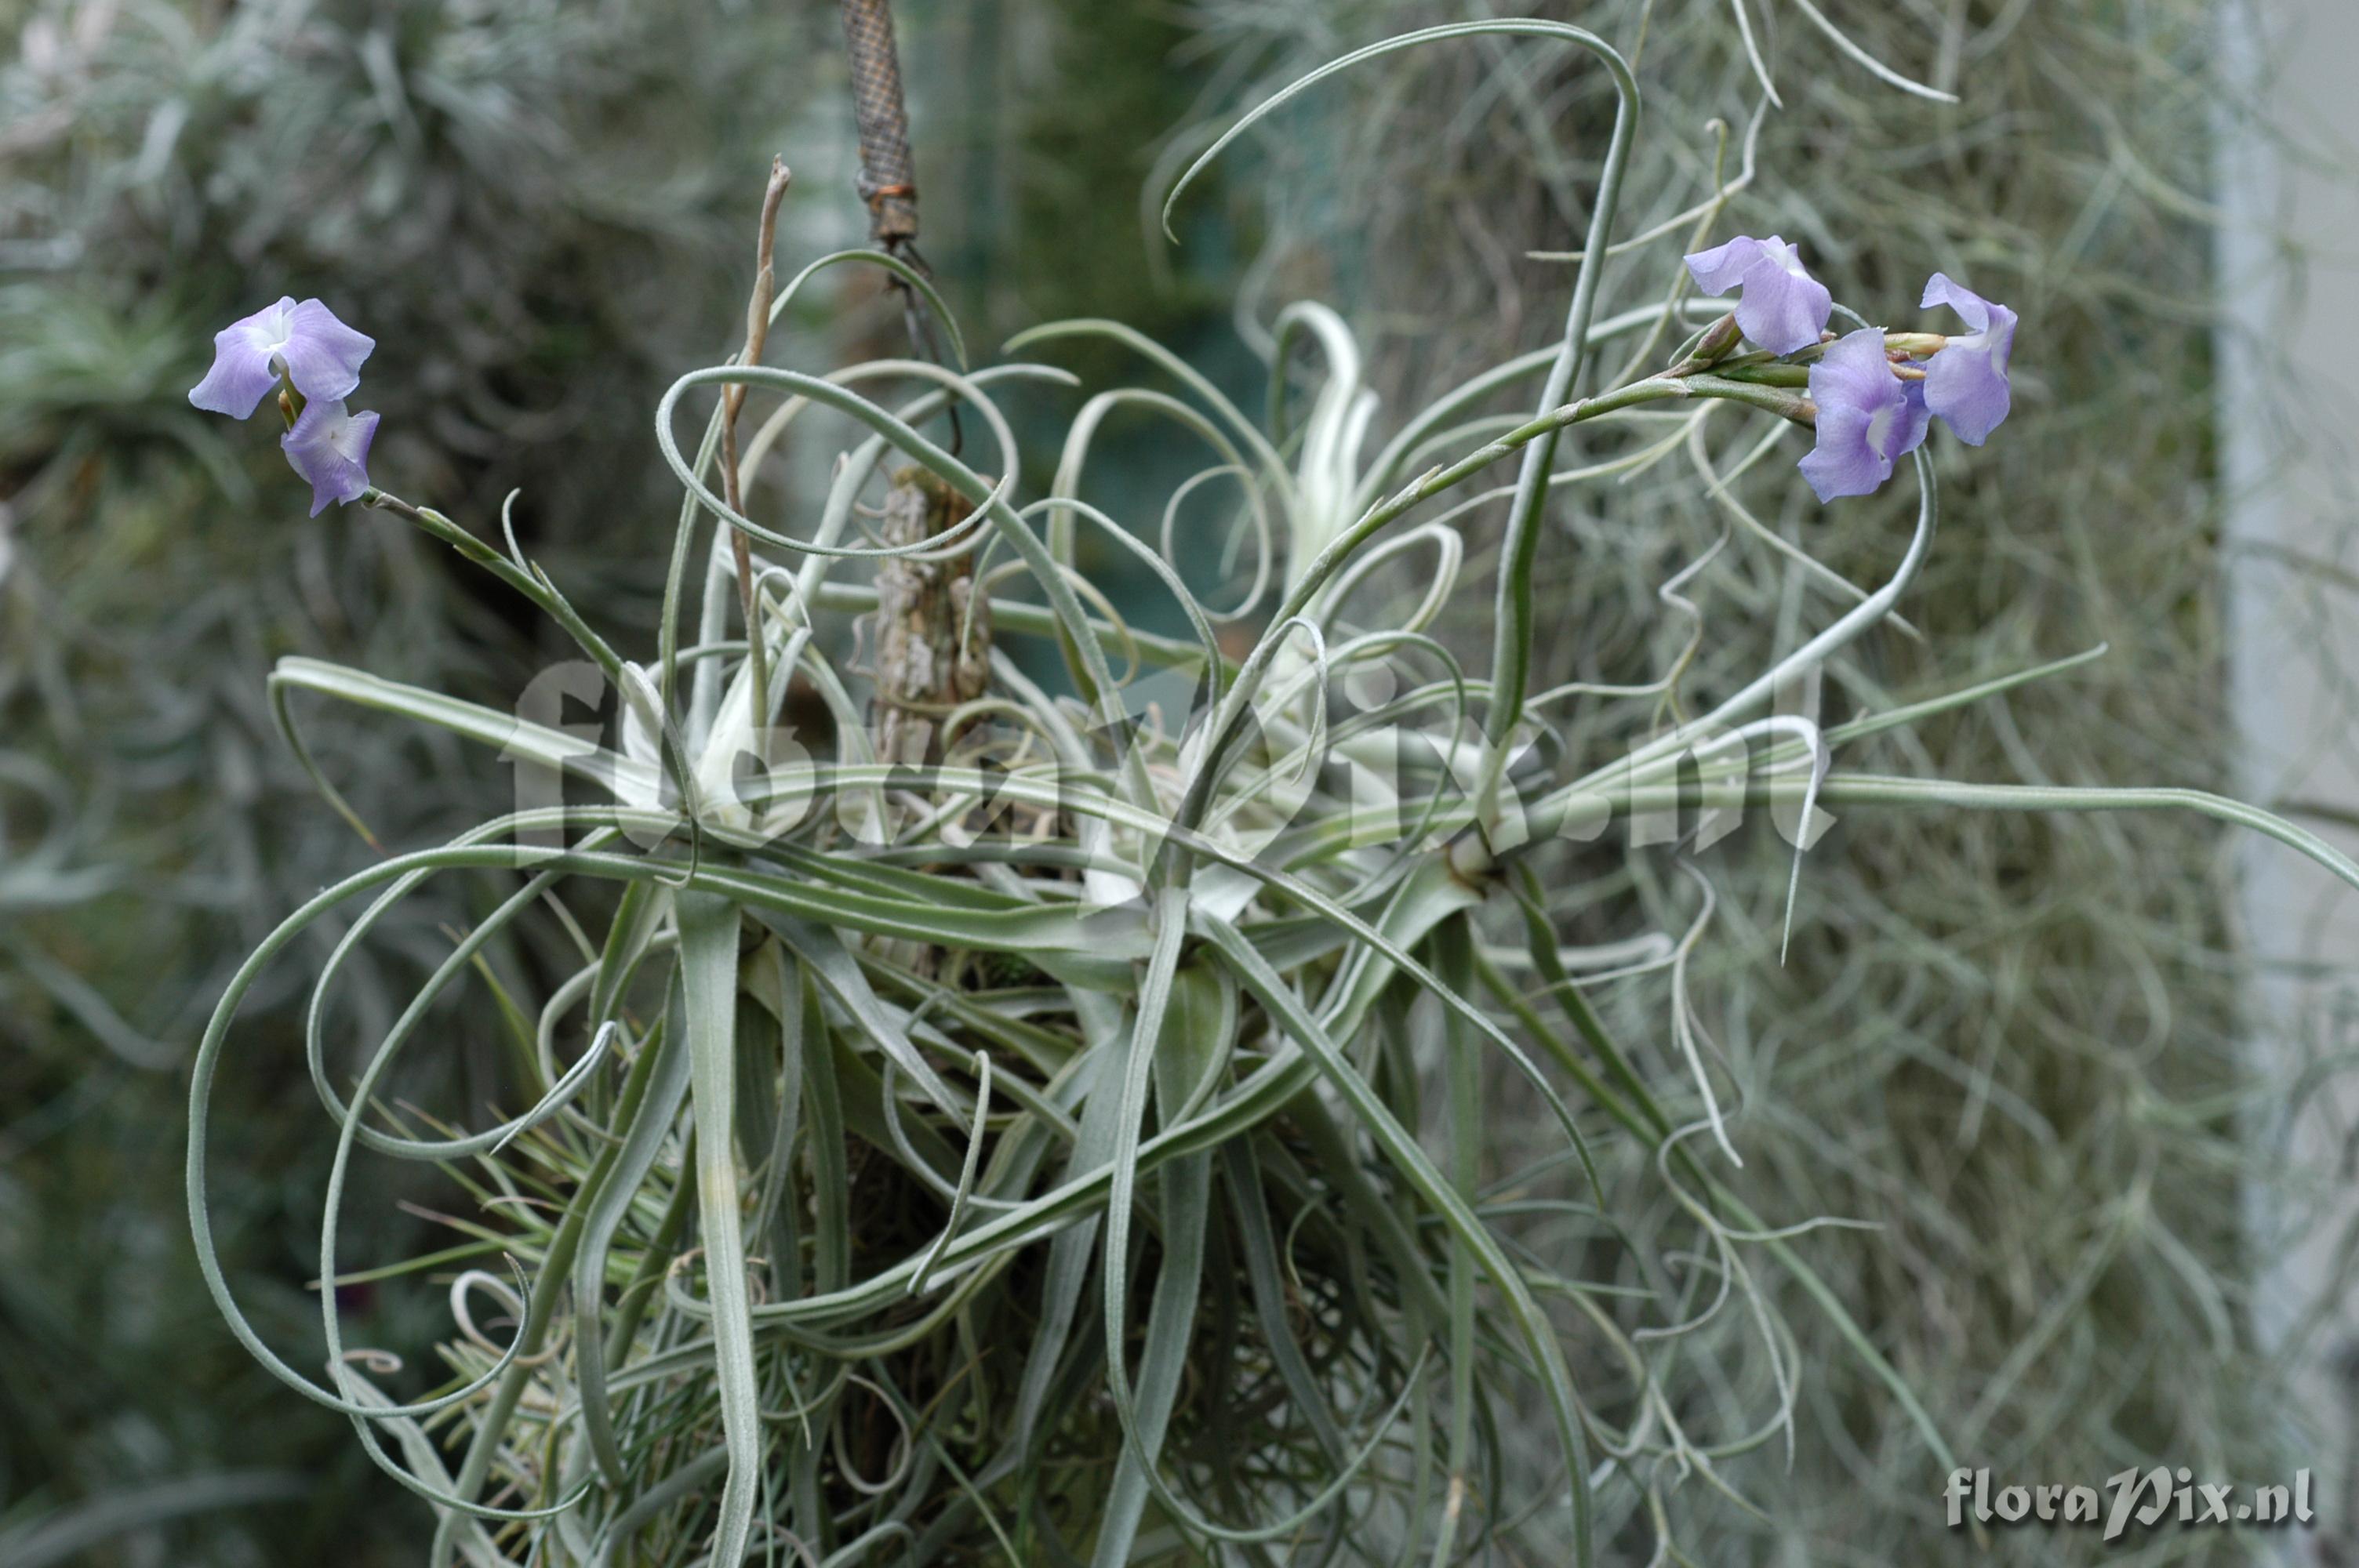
[
  {"left": 493, "top": 646, "right": 1838, "bottom": 905},
  {"left": 1945, "top": 1466, "right": 2314, "bottom": 1542}
]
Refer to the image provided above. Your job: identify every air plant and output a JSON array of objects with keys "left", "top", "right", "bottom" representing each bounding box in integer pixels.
[{"left": 183, "top": 20, "right": 2354, "bottom": 1566}]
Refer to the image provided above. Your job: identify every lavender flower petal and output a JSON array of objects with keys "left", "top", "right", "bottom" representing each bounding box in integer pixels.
[
  {"left": 188, "top": 296, "right": 299, "bottom": 418},
  {"left": 1919, "top": 272, "right": 2016, "bottom": 445},
  {"left": 1798, "top": 328, "right": 1928, "bottom": 502},
  {"left": 1683, "top": 234, "right": 1832, "bottom": 356},
  {"left": 275, "top": 299, "right": 376, "bottom": 405},
  {"left": 282, "top": 399, "right": 380, "bottom": 516},
  {"left": 1683, "top": 235, "right": 1765, "bottom": 295},
  {"left": 187, "top": 296, "right": 376, "bottom": 417}
]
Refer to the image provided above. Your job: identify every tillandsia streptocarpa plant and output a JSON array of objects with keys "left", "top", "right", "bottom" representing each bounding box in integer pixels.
[{"left": 182, "top": 18, "right": 2353, "bottom": 1566}]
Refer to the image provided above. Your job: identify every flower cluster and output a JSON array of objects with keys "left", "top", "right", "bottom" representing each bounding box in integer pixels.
[
  {"left": 1684, "top": 237, "right": 2016, "bottom": 502},
  {"left": 187, "top": 297, "right": 380, "bottom": 515}
]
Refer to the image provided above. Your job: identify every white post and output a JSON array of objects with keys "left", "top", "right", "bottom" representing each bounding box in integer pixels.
[{"left": 2219, "top": 0, "right": 2359, "bottom": 1557}]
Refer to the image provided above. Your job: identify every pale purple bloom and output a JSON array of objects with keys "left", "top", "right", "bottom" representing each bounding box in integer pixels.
[
  {"left": 1683, "top": 234, "right": 1833, "bottom": 356},
  {"left": 1798, "top": 328, "right": 1928, "bottom": 503},
  {"left": 1919, "top": 273, "right": 2016, "bottom": 445},
  {"left": 282, "top": 398, "right": 380, "bottom": 515},
  {"left": 188, "top": 297, "right": 375, "bottom": 418}
]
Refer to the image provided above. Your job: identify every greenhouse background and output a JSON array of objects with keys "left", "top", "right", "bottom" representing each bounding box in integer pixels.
[{"left": 3, "top": 0, "right": 2357, "bottom": 1562}]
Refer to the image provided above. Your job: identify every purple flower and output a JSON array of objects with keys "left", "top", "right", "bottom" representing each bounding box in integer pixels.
[
  {"left": 188, "top": 297, "right": 375, "bottom": 419},
  {"left": 282, "top": 398, "right": 380, "bottom": 515},
  {"left": 1918, "top": 274, "right": 2016, "bottom": 445},
  {"left": 1798, "top": 328, "right": 1928, "bottom": 503},
  {"left": 1683, "top": 234, "right": 1833, "bottom": 356}
]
